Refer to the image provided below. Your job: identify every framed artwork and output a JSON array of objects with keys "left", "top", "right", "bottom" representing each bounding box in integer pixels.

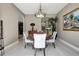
[{"left": 63, "top": 8, "right": 79, "bottom": 31}]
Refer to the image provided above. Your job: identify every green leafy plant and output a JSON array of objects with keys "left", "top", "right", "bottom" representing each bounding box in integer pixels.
[{"left": 48, "top": 17, "right": 58, "bottom": 33}]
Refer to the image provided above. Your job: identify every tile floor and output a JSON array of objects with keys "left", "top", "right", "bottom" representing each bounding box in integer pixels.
[{"left": 3, "top": 39, "right": 79, "bottom": 56}]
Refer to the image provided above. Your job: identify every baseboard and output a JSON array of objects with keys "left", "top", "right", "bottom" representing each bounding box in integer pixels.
[
  {"left": 59, "top": 39, "right": 79, "bottom": 52},
  {"left": 4, "top": 40, "right": 19, "bottom": 50}
]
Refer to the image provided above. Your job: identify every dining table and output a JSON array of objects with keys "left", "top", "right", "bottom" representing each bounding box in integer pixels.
[
  {"left": 27, "top": 31, "right": 53, "bottom": 48},
  {"left": 27, "top": 31, "right": 52, "bottom": 41}
]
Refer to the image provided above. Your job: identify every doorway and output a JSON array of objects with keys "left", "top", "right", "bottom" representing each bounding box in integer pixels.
[{"left": 18, "top": 21, "right": 23, "bottom": 39}]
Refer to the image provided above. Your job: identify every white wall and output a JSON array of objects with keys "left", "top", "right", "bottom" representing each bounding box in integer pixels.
[
  {"left": 57, "top": 3, "right": 79, "bottom": 48},
  {"left": 0, "top": 3, "right": 24, "bottom": 46},
  {"left": 25, "top": 15, "right": 41, "bottom": 32},
  {"left": 24, "top": 14, "right": 56, "bottom": 32},
  {"left": 16, "top": 7, "right": 25, "bottom": 32},
  {"left": 46, "top": 14, "right": 56, "bottom": 18},
  {"left": 17, "top": 10, "right": 25, "bottom": 22}
]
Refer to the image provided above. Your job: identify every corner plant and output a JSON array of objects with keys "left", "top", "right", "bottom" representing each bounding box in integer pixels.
[{"left": 48, "top": 17, "right": 58, "bottom": 33}]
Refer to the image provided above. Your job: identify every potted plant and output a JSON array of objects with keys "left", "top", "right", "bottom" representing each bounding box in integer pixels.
[{"left": 48, "top": 17, "right": 58, "bottom": 34}]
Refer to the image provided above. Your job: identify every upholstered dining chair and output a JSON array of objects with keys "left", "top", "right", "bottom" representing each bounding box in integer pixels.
[
  {"left": 46, "top": 31, "right": 57, "bottom": 48},
  {"left": 23, "top": 32, "right": 33, "bottom": 48},
  {"left": 34, "top": 34, "right": 46, "bottom": 56}
]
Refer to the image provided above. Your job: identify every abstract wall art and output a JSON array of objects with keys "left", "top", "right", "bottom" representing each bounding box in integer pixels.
[{"left": 63, "top": 8, "right": 79, "bottom": 31}]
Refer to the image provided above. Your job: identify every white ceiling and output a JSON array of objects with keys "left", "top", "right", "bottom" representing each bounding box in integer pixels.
[{"left": 14, "top": 3, "right": 68, "bottom": 15}]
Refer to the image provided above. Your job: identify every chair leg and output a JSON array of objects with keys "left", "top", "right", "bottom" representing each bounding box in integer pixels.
[
  {"left": 24, "top": 43, "right": 26, "bottom": 48},
  {"left": 1, "top": 49, "right": 4, "bottom": 56},
  {"left": 32, "top": 44, "right": 34, "bottom": 49},
  {"left": 52, "top": 43, "right": 55, "bottom": 48},
  {"left": 43, "top": 48, "right": 46, "bottom": 56},
  {"left": 1, "top": 50, "right": 3, "bottom": 56},
  {"left": 46, "top": 43, "right": 48, "bottom": 48},
  {"left": 34, "top": 49, "right": 37, "bottom": 56}
]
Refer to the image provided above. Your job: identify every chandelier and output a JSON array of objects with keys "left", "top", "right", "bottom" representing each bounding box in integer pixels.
[{"left": 34, "top": 4, "right": 46, "bottom": 18}]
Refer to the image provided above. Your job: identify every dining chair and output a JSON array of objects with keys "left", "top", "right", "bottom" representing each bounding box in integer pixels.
[
  {"left": 34, "top": 33, "right": 46, "bottom": 56},
  {"left": 23, "top": 32, "right": 33, "bottom": 48},
  {"left": 46, "top": 31, "right": 57, "bottom": 48}
]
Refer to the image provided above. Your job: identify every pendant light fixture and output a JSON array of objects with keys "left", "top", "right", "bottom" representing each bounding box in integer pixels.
[{"left": 34, "top": 3, "right": 46, "bottom": 18}]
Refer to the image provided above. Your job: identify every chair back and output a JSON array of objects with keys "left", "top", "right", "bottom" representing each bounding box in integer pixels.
[
  {"left": 34, "top": 34, "right": 46, "bottom": 48},
  {"left": 23, "top": 32, "right": 28, "bottom": 41},
  {"left": 52, "top": 31, "right": 57, "bottom": 42}
]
